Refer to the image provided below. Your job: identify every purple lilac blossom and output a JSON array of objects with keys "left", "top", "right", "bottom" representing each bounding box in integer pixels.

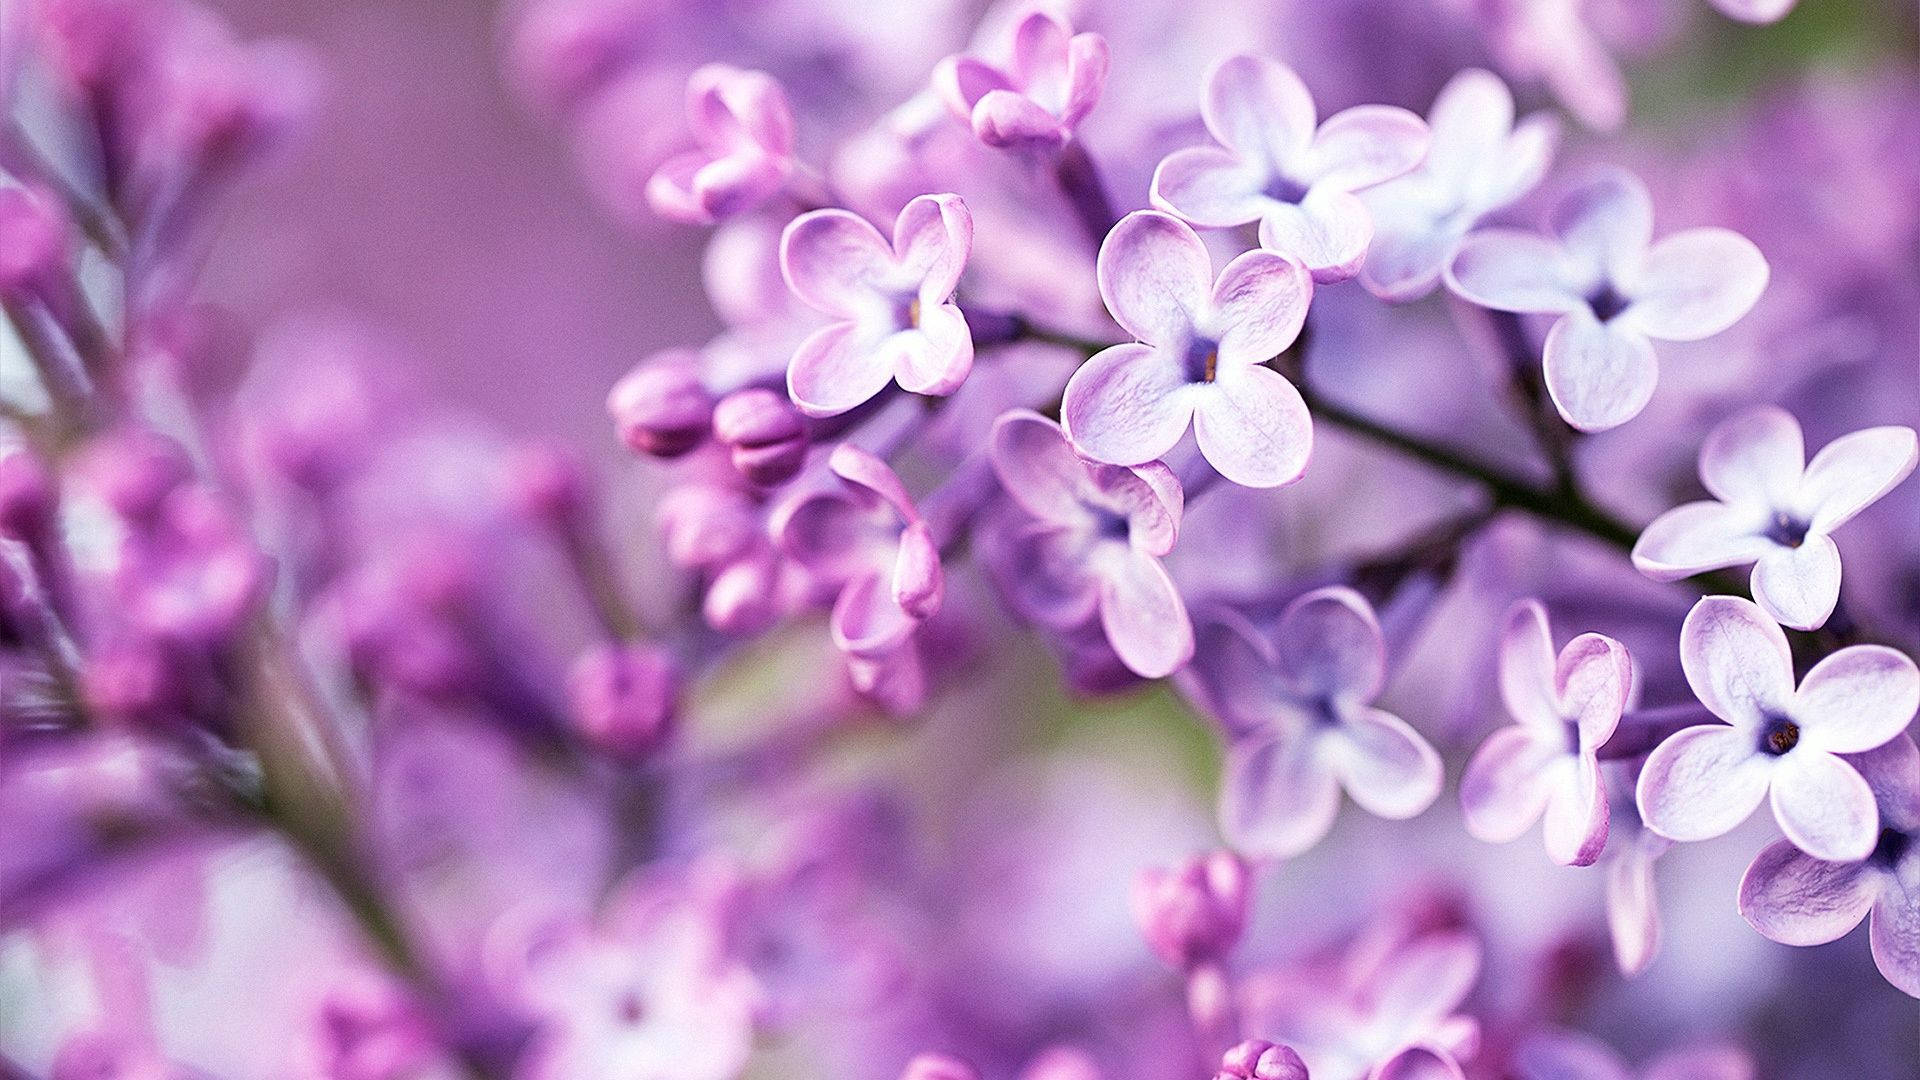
[
  {"left": 646, "top": 63, "right": 798, "bottom": 225},
  {"left": 932, "top": 9, "right": 1108, "bottom": 150}
]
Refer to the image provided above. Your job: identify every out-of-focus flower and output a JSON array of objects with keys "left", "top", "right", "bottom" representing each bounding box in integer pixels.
[
  {"left": 608, "top": 352, "right": 717, "bottom": 458},
  {"left": 780, "top": 194, "right": 974, "bottom": 417},
  {"left": 900, "top": 1054, "right": 980, "bottom": 1080},
  {"left": 1636, "top": 595, "right": 1919, "bottom": 862},
  {"left": 1708, "top": 0, "right": 1798, "bottom": 24},
  {"left": 1468, "top": 0, "right": 1629, "bottom": 132},
  {"left": 646, "top": 63, "right": 796, "bottom": 225},
  {"left": 1130, "top": 849, "right": 1251, "bottom": 970},
  {"left": 1196, "top": 587, "right": 1443, "bottom": 859},
  {"left": 1632, "top": 406, "right": 1918, "bottom": 631},
  {"left": 1738, "top": 733, "right": 1920, "bottom": 997},
  {"left": 1461, "top": 600, "right": 1630, "bottom": 866},
  {"left": 931, "top": 9, "right": 1108, "bottom": 150},
  {"left": 565, "top": 643, "right": 676, "bottom": 761},
  {"left": 1358, "top": 69, "right": 1559, "bottom": 302},
  {"left": 988, "top": 410, "right": 1192, "bottom": 677},
  {"left": 1445, "top": 168, "right": 1769, "bottom": 431},
  {"left": 1151, "top": 54, "right": 1429, "bottom": 282},
  {"left": 1602, "top": 790, "right": 1672, "bottom": 977},
  {"left": 1215, "top": 1040, "right": 1310, "bottom": 1080},
  {"left": 711, "top": 387, "right": 809, "bottom": 487},
  {"left": 1510, "top": 1029, "right": 1756, "bottom": 1080},
  {"left": 1062, "top": 210, "right": 1312, "bottom": 489}
]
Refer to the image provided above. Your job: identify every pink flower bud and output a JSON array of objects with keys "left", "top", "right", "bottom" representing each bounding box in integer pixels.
[
  {"left": 608, "top": 353, "right": 713, "bottom": 457},
  {"left": 1216, "top": 1040, "right": 1309, "bottom": 1080},
  {"left": 1130, "top": 850, "right": 1252, "bottom": 969},
  {"left": 711, "top": 387, "right": 807, "bottom": 486},
  {"left": 566, "top": 642, "right": 676, "bottom": 760},
  {"left": 504, "top": 442, "right": 588, "bottom": 529}
]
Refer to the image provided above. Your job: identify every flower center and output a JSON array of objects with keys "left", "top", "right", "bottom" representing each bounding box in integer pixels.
[
  {"left": 1760, "top": 715, "right": 1800, "bottom": 756},
  {"left": 1585, "top": 281, "right": 1630, "bottom": 323},
  {"left": 906, "top": 296, "right": 922, "bottom": 328},
  {"left": 1183, "top": 337, "right": 1220, "bottom": 383},
  {"left": 1262, "top": 172, "right": 1309, "bottom": 204},
  {"left": 1764, "top": 512, "right": 1809, "bottom": 549},
  {"left": 1872, "top": 827, "right": 1911, "bottom": 868},
  {"left": 614, "top": 989, "right": 647, "bottom": 1026},
  {"left": 1094, "top": 507, "right": 1131, "bottom": 542}
]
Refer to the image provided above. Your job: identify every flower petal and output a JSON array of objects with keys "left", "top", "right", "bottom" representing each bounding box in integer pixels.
[
  {"left": 1220, "top": 733, "right": 1340, "bottom": 859},
  {"left": 1750, "top": 533, "right": 1841, "bottom": 632},
  {"left": 1357, "top": 203, "right": 1459, "bottom": 302},
  {"left": 1444, "top": 229, "right": 1585, "bottom": 313},
  {"left": 1737, "top": 837, "right": 1876, "bottom": 946},
  {"left": 1191, "top": 364, "right": 1312, "bottom": 489},
  {"left": 894, "top": 193, "right": 973, "bottom": 300},
  {"left": 1542, "top": 753, "right": 1609, "bottom": 866},
  {"left": 1211, "top": 250, "right": 1311, "bottom": 366},
  {"left": 1182, "top": 607, "right": 1284, "bottom": 741},
  {"left": 1799, "top": 425, "right": 1919, "bottom": 534},
  {"left": 1680, "top": 595, "right": 1795, "bottom": 725},
  {"left": 831, "top": 570, "right": 918, "bottom": 657},
  {"left": 787, "top": 322, "right": 895, "bottom": 418},
  {"left": 1549, "top": 168, "right": 1652, "bottom": 283},
  {"left": 1793, "top": 645, "right": 1920, "bottom": 754},
  {"left": 1375, "top": 1047, "right": 1465, "bottom": 1080},
  {"left": 1334, "top": 707, "right": 1443, "bottom": 820},
  {"left": 1499, "top": 600, "right": 1561, "bottom": 732},
  {"left": 1854, "top": 733, "right": 1920, "bottom": 834},
  {"left": 1150, "top": 145, "right": 1271, "bottom": 228},
  {"left": 1620, "top": 228, "right": 1768, "bottom": 342},
  {"left": 1477, "top": 111, "right": 1560, "bottom": 213},
  {"left": 1276, "top": 586, "right": 1386, "bottom": 702},
  {"left": 1096, "top": 549, "right": 1194, "bottom": 678},
  {"left": 889, "top": 303, "right": 973, "bottom": 397},
  {"left": 1770, "top": 749, "right": 1879, "bottom": 862},
  {"left": 1096, "top": 210, "right": 1210, "bottom": 344},
  {"left": 1558, "top": 632, "right": 1632, "bottom": 749},
  {"left": 1709, "top": 0, "right": 1798, "bottom": 22},
  {"left": 1060, "top": 32, "right": 1109, "bottom": 129},
  {"left": 1868, "top": 879, "right": 1920, "bottom": 998},
  {"left": 1460, "top": 726, "right": 1556, "bottom": 843},
  {"left": 1632, "top": 501, "right": 1773, "bottom": 581},
  {"left": 1541, "top": 309, "right": 1658, "bottom": 432},
  {"left": 1202, "top": 54, "right": 1315, "bottom": 166},
  {"left": 1306, "top": 104, "right": 1430, "bottom": 194},
  {"left": 1421, "top": 69, "right": 1515, "bottom": 196},
  {"left": 1511, "top": 1032, "right": 1632, "bottom": 1080},
  {"left": 1606, "top": 833, "right": 1667, "bottom": 976},
  {"left": 1698, "top": 405, "right": 1805, "bottom": 508},
  {"left": 1642, "top": 1048, "right": 1757, "bottom": 1080},
  {"left": 1256, "top": 187, "right": 1372, "bottom": 282},
  {"left": 1636, "top": 724, "right": 1770, "bottom": 842},
  {"left": 1061, "top": 343, "right": 1196, "bottom": 467},
  {"left": 931, "top": 55, "right": 1012, "bottom": 116},
  {"left": 989, "top": 410, "right": 1099, "bottom": 527},
  {"left": 781, "top": 208, "right": 891, "bottom": 318},
  {"left": 972, "top": 89, "right": 1067, "bottom": 148}
]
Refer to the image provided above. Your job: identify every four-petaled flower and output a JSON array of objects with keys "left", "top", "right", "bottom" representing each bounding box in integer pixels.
[
  {"left": 1190, "top": 587, "right": 1443, "bottom": 859},
  {"left": 988, "top": 410, "right": 1193, "bottom": 678},
  {"left": 1358, "top": 69, "right": 1560, "bottom": 302},
  {"left": 780, "top": 193, "right": 975, "bottom": 417},
  {"left": 1061, "top": 210, "right": 1313, "bottom": 489},
  {"left": 1738, "top": 733, "right": 1920, "bottom": 998},
  {"left": 1633, "top": 405, "right": 1918, "bottom": 631},
  {"left": 1636, "top": 595, "right": 1920, "bottom": 862},
  {"left": 932, "top": 9, "right": 1108, "bottom": 150},
  {"left": 1151, "top": 54, "right": 1429, "bottom": 282},
  {"left": 1445, "top": 168, "right": 1769, "bottom": 432},
  {"left": 647, "top": 64, "right": 796, "bottom": 225},
  {"left": 1460, "top": 600, "right": 1631, "bottom": 866}
]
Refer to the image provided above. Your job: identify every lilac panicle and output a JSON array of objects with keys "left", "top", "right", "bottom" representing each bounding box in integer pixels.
[
  {"left": 1445, "top": 167, "right": 1769, "bottom": 431},
  {"left": 1130, "top": 849, "right": 1251, "bottom": 970},
  {"left": 1636, "top": 595, "right": 1920, "bottom": 862},
  {"left": 1460, "top": 600, "right": 1631, "bottom": 866},
  {"left": 932, "top": 8, "right": 1109, "bottom": 150},
  {"left": 646, "top": 63, "right": 796, "bottom": 224},
  {"left": 1632, "top": 406, "right": 1918, "bottom": 631},
  {"left": 1062, "top": 210, "right": 1313, "bottom": 489},
  {"left": 1150, "top": 54, "right": 1430, "bottom": 282},
  {"left": 780, "top": 193, "right": 975, "bottom": 417}
]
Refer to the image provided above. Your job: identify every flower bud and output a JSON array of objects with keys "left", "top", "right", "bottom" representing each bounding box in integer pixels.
[
  {"left": 504, "top": 442, "right": 588, "bottom": 529},
  {"left": 81, "top": 430, "right": 193, "bottom": 524},
  {"left": 0, "top": 187, "right": 71, "bottom": 300},
  {"left": 1216, "top": 1041, "right": 1309, "bottom": 1080},
  {"left": 901, "top": 1055, "right": 979, "bottom": 1080},
  {"left": 711, "top": 387, "right": 807, "bottom": 486},
  {"left": 703, "top": 556, "right": 785, "bottom": 635},
  {"left": 608, "top": 353, "right": 713, "bottom": 457},
  {"left": 1130, "top": 850, "right": 1251, "bottom": 970},
  {"left": 566, "top": 642, "right": 676, "bottom": 760}
]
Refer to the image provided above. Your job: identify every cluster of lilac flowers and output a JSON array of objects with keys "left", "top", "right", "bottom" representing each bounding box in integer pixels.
[{"left": 1, "top": 0, "right": 1916, "bottom": 1078}]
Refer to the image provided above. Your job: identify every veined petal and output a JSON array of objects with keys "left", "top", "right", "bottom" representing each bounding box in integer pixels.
[
  {"left": 1150, "top": 145, "right": 1271, "bottom": 228},
  {"left": 1770, "top": 749, "right": 1878, "bottom": 862},
  {"left": 1557, "top": 632, "right": 1631, "bottom": 750},
  {"left": 1636, "top": 724, "right": 1770, "bottom": 842},
  {"left": 1061, "top": 343, "right": 1197, "bottom": 467},
  {"left": 1460, "top": 726, "right": 1556, "bottom": 843},
  {"left": 1542, "top": 753, "right": 1609, "bottom": 866},
  {"left": 781, "top": 209, "right": 891, "bottom": 318},
  {"left": 1444, "top": 229, "right": 1585, "bottom": 313},
  {"left": 1738, "top": 837, "right": 1876, "bottom": 946},
  {"left": 1202, "top": 54, "right": 1315, "bottom": 166},
  {"left": 1799, "top": 425, "right": 1919, "bottom": 534},
  {"left": 1541, "top": 310, "right": 1657, "bottom": 432},
  {"left": 1089, "top": 462, "right": 1181, "bottom": 555},
  {"left": 1620, "top": 228, "right": 1768, "bottom": 341},
  {"left": 1096, "top": 210, "right": 1210, "bottom": 344},
  {"left": 1221, "top": 733, "right": 1340, "bottom": 859},
  {"left": 889, "top": 303, "right": 973, "bottom": 397},
  {"left": 1750, "top": 534, "right": 1840, "bottom": 632},
  {"left": 1211, "top": 250, "right": 1311, "bottom": 366},
  {"left": 1868, "top": 880, "right": 1920, "bottom": 997},
  {"left": 1794, "top": 645, "right": 1920, "bottom": 754},
  {"left": 1257, "top": 186, "right": 1372, "bottom": 282},
  {"left": 1277, "top": 586, "right": 1387, "bottom": 702},
  {"left": 1549, "top": 168, "right": 1652, "bottom": 284},
  {"left": 1680, "top": 595, "right": 1795, "bottom": 725},
  {"left": 1305, "top": 105, "right": 1429, "bottom": 192},
  {"left": 1631, "top": 501, "right": 1773, "bottom": 581},
  {"left": 1191, "top": 364, "right": 1311, "bottom": 489},
  {"left": 787, "top": 321, "right": 895, "bottom": 418},
  {"left": 1334, "top": 707, "right": 1443, "bottom": 820},
  {"left": 1096, "top": 550, "right": 1194, "bottom": 678},
  {"left": 989, "top": 410, "right": 1100, "bottom": 526},
  {"left": 893, "top": 193, "right": 972, "bottom": 299},
  {"left": 1699, "top": 405, "right": 1805, "bottom": 507},
  {"left": 1853, "top": 733, "right": 1920, "bottom": 834},
  {"left": 1498, "top": 599, "right": 1561, "bottom": 732},
  {"left": 1183, "top": 607, "right": 1285, "bottom": 740}
]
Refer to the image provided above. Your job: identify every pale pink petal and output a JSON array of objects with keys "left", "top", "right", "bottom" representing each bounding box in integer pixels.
[
  {"left": 1421, "top": 69, "right": 1515, "bottom": 195},
  {"left": 894, "top": 193, "right": 973, "bottom": 299},
  {"left": 831, "top": 570, "right": 917, "bottom": 657},
  {"left": 989, "top": 410, "right": 1100, "bottom": 527},
  {"left": 1211, "top": 250, "right": 1312, "bottom": 366},
  {"left": 972, "top": 89, "right": 1067, "bottom": 148},
  {"left": 1090, "top": 462, "right": 1181, "bottom": 555},
  {"left": 889, "top": 303, "right": 974, "bottom": 397},
  {"left": 892, "top": 520, "right": 943, "bottom": 620},
  {"left": 1549, "top": 168, "right": 1653, "bottom": 282},
  {"left": 1460, "top": 726, "right": 1556, "bottom": 843},
  {"left": 1542, "top": 753, "right": 1609, "bottom": 866},
  {"left": 1557, "top": 632, "right": 1632, "bottom": 748},
  {"left": 1793, "top": 645, "right": 1920, "bottom": 754},
  {"left": 1541, "top": 309, "right": 1658, "bottom": 432},
  {"left": 1698, "top": 405, "right": 1805, "bottom": 507},
  {"left": 931, "top": 54, "right": 1012, "bottom": 117},
  {"left": 1370, "top": 931, "right": 1481, "bottom": 1029},
  {"left": 1276, "top": 586, "right": 1386, "bottom": 701},
  {"left": 781, "top": 209, "right": 892, "bottom": 318},
  {"left": 1191, "top": 364, "right": 1312, "bottom": 489},
  {"left": 787, "top": 322, "right": 894, "bottom": 418},
  {"left": 1008, "top": 9, "right": 1070, "bottom": 89},
  {"left": 1444, "top": 229, "right": 1585, "bottom": 313},
  {"left": 1750, "top": 533, "right": 1841, "bottom": 631},
  {"left": 1738, "top": 837, "right": 1876, "bottom": 945},
  {"left": 1357, "top": 205, "right": 1460, "bottom": 302},
  {"left": 645, "top": 151, "right": 714, "bottom": 224},
  {"left": 1511, "top": 1032, "right": 1632, "bottom": 1080},
  {"left": 1620, "top": 228, "right": 1768, "bottom": 342},
  {"left": 1096, "top": 210, "right": 1210, "bottom": 344},
  {"left": 1096, "top": 550, "right": 1194, "bottom": 679},
  {"left": 1221, "top": 733, "right": 1341, "bottom": 859},
  {"left": 1636, "top": 724, "right": 1771, "bottom": 842},
  {"left": 1477, "top": 112, "right": 1561, "bottom": 211},
  {"left": 1679, "top": 595, "right": 1795, "bottom": 725},
  {"left": 688, "top": 151, "right": 789, "bottom": 220},
  {"left": 1060, "top": 33, "right": 1109, "bottom": 129},
  {"left": 1770, "top": 749, "right": 1879, "bottom": 862},
  {"left": 1799, "top": 426, "right": 1919, "bottom": 534},
  {"left": 1256, "top": 186, "right": 1372, "bottom": 282},
  {"left": 1150, "top": 146, "right": 1271, "bottom": 228},
  {"left": 828, "top": 442, "right": 918, "bottom": 520},
  {"left": 687, "top": 64, "right": 793, "bottom": 155},
  {"left": 1060, "top": 343, "right": 1196, "bottom": 467},
  {"left": 1202, "top": 54, "right": 1315, "bottom": 165},
  {"left": 1374, "top": 1047, "right": 1464, "bottom": 1080},
  {"left": 1335, "top": 707, "right": 1443, "bottom": 820},
  {"left": 1499, "top": 600, "right": 1561, "bottom": 731},
  {"left": 1606, "top": 833, "right": 1666, "bottom": 976},
  {"left": 1631, "top": 501, "right": 1773, "bottom": 581},
  {"left": 1305, "top": 105, "right": 1430, "bottom": 192},
  {"left": 1868, "top": 880, "right": 1920, "bottom": 997}
]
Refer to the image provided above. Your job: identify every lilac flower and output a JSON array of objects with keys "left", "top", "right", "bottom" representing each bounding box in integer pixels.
[
  {"left": 1738, "top": 733, "right": 1920, "bottom": 998},
  {"left": 1358, "top": 69, "right": 1560, "bottom": 302},
  {"left": 1445, "top": 168, "right": 1770, "bottom": 431},
  {"left": 1511, "top": 1030, "right": 1756, "bottom": 1080},
  {"left": 1216, "top": 1040, "right": 1310, "bottom": 1080},
  {"left": 1194, "top": 587, "right": 1443, "bottom": 859},
  {"left": 780, "top": 193, "right": 975, "bottom": 417},
  {"left": 932, "top": 9, "right": 1108, "bottom": 150},
  {"left": 1130, "top": 849, "right": 1251, "bottom": 970},
  {"left": 1632, "top": 406, "right": 1918, "bottom": 631},
  {"left": 988, "top": 410, "right": 1192, "bottom": 677},
  {"left": 1636, "top": 596, "right": 1920, "bottom": 862},
  {"left": 1061, "top": 210, "right": 1313, "bottom": 489},
  {"left": 1460, "top": 600, "right": 1631, "bottom": 866},
  {"left": 1150, "top": 54, "right": 1429, "bottom": 282},
  {"left": 646, "top": 63, "right": 796, "bottom": 225}
]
